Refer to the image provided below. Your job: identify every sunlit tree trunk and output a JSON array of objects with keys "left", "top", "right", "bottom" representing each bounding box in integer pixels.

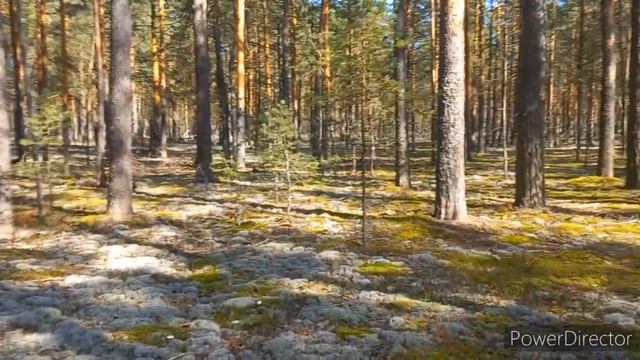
[
  {"left": 0, "top": 3, "right": 13, "bottom": 240},
  {"left": 93, "top": 0, "right": 108, "bottom": 187},
  {"left": 108, "top": 0, "right": 134, "bottom": 221},
  {"left": 235, "top": 0, "right": 247, "bottom": 169},
  {"left": 434, "top": 0, "right": 467, "bottom": 221},
  {"left": 598, "top": 0, "right": 617, "bottom": 177},
  {"left": 61, "top": 0, "right": 71, "bottom": 174},
  {"left": 515, "top": 0, "right": 546, "bottom": 207},
  {"left": 575, "top": 0, "right": 586, "bottom": 161}
]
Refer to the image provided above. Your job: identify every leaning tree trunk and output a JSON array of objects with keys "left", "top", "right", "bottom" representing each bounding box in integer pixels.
[
  {"left": 597, "top": 0, "right": 617, "bottom": 177},
  {"left": 627, "top": 0, "right": 640, "bottom": 188},
  {"left": 434, "top": 0, "right": 467, "bottom": 221},
  {"left": 514, "top": 0, "right": 546, "bottom": 207},
  {"left": 108, "top": 0, "right": 134, "bottom": 221},
  {"left": 0, "top": 3, "right": 13, "bottom": 240},
  {"left": 395, "top": 0, "right": 410, "bottom": 188},
  {"left": 194, "top": 0, "right": 216, "bottom": 182}
]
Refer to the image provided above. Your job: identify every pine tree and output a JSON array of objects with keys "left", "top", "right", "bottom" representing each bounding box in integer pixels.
[
  {"left": 434, "top": 0, "right": 467, "bottom": 221},
  {"left": 597, "top": 0, "right": 617, "bottom": 177},
  {"left": 514, "top": 0, "right": 546, "bottom": 207},
  {"left": 627, "top": 0, "right": 640, "bottom": 188},
  {"left": 108, "top": 0, "right": 134, "bottom": 221},
  {"left": 0, "top": 2, "right": 13, "bottom": 240}
]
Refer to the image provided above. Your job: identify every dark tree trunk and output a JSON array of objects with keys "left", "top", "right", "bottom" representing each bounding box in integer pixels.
[
  {"left": 194, "top": 0, "right": 216, "bottom": 182},
  {"left": 213, "top": 0, "right": 231, "bottom": 160},
  {"left": 597, "top": 0, "right": 617, "bottom": 177},
  {"left": 514, "top": 0, "right": 546, "bottom": 207},
  {"left": 434, "top": 0, "right": 467, "bottom": 221},
  {"left": 0, "top": 4, "right": 13, "bottom": 240},
  {"left": 61, "top": 0, "right": 71, "bottom": 174},
  {"left": 627, "top": 0, "right": 640, "bottom": 188},
  {"left": 108, "top": 0, "right": 134, "bottom": 221},
  {"left": 93, "top": 0, "right": 108, "bottom": 187},
  {"left": 395, "top": 0, "right": 410, "bottom": 188},
  {"left": 8, "top": 0, "right": 24, "bottom": 162},
  {"left": 575, "top": 0, "right": 586, "bottom": 161}
]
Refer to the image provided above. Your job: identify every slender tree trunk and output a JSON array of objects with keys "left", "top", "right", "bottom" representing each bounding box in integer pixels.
[
  {"left": 213, "top": 0, "right": 231, "bottom": 160},
  {"left": 150, "top": 0, "right": 163, "bottom": 157},
  {"left": 547, "top": 1, "right": 557, "bottom": 148},
  {"left": 515, "top": 0, "right": 546, "bottom": 207},
  {"left": 61, "top": 0, "right": 71, "bottom": 174},
  {"left": 93, "top": 0, "right": 108, "bottom": 187},
  {"left": 262, "top": 0, "right": 273, "bottom": 104},
  {"left": 235, "top": 0, "right": 247, "bottom": 169},
  {"left": 320, "top": 0, "right": 332, "bottom": 158},
  {"left": 576, "top": 0, "right": 586, "bottom": 161},
  {"left": 430, "top": 0, "right": 439, "bottom": 163},
  {"left": 464, "top": 0, "right": 473, "bottom": 161},
  {"left": 194, "top": 0, "right": 216, "bottom": 182},
  {"left": 36, "top": 0, "right": 48, "bottom": 161},
  {"left": 108, "top": 0, "right": 133, "bottom": 221},
  {"left": 626, "top": 0, "right": 640, "bottom": 188},
  {"left": 434, "top": 0, "right": 467, "bottom": 221},
  {"left": 476, "top": 0, "right": 486, "bottom": 154},
  {"left": 395, "top": 0, "right": 410, "bottom": 188},
  {"left": 0, "top": 3, "right": 13, "bottom": 241},
  {"left": 8, "top": 0, "right": 24, "bottom": 162},
  {"left": 598, "top": 0, "right": 617, "bottom": 177},
  {"left": 281, "top": 0, "right": 292, "bottom": 105}
]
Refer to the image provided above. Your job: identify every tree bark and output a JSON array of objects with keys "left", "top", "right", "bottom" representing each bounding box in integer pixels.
[
  {"left": 434, "top": 0, "right": 467, "bottom": 221},
  {"left": 514, "top": 0, "right": 546, "bottom": 207},
  {"left": 213, "top": 0, "right": 231, "bottom": 160},
  {"left": 108, "top": 0, "right": 134, "bottom": 221},
  {"left": 61, "top": 0, "right": 71, "bottom": 174},
  {"left": 235, "top": 0, "right": 247, "bottom": 169},
  {"left": 93, "top": 0, "right": 108, "bottom": 187},
  {"left": 194, "top": 0, "right": 216, "bottom": 182},
  {"left": 597, "top": 0, "right": 617, "bottom": 177},
  {"left": 627, "top": 0, "right": 640, "bottom": 188},
  {"left": 0, "top": 3, "right": 13, "bottom": 240},
  {"left": 280, "top": 0, "right": 292, "bottom": 105},
  {"left": 575, "top": 0, "right": 586, "bottom": 161},
  {"left": 395, "top": 0, "right": 410, "bottom": 188},
  {"left": 8, "top": 0, "right": 25, "bottom": 161}
]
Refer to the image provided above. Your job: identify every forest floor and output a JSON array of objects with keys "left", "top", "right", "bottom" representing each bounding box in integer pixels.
[{"left": 1, "top": 143, "right": 640, "bottom": 359}]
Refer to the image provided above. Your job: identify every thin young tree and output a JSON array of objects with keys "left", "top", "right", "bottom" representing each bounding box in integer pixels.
[
  {"left": 627, "top": 0, "right": 640, "bottom": 188},
  {"left": 108, "top": 0, "right": 134, "bottom": 221},
  {"left": 514, "top": 0, "right": 546, "bottom": 207},
  {"left": 0, "top": 2, "right": 13, "bottom": 240},
  {"left": 597, "top": 0, "right": 617, "bottom": 177},
  {"left": 194, "top": 0, "right": 216, "bottom": 182},
  {"left": 8, "top": 0, "right": 25, "bottom": 162},
  {"left": 434, "top": 0, "right": 467, "bottom": 221},
  {"left": 395, "top": 0, "right": 411, "bottom": 188}
]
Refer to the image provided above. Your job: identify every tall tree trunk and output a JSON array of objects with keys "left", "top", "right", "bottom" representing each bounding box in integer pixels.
[
  {"left": 235, "top": 0, "right": 247, "bottom": 169},
  {"left": 320, "top": 0, "right": 332, "bottom": 158},
  {"left": 547, "top": 0, "right": 558, "bottom": 148},
  {"left": 626, "top": 0, "right": 640, "bottom": 188},
  {"left": 93, "top": 0, "right": 108, "bottom": 187},
  {"left": 430, "top": 0, "right": 438, "bottom": 163},
  {"left": 464, "top": 0, "right": 473, "bottom": 160},
  {"left": 150, "top": 0, "right": 164, "bottom": 157},
  {"left": 159, "top": 0, "right": 168, "bottom": 156},
  {"left": 213, "top": 0, "right": 231, "bottom": 160},
  {"left": 475, "top": 0, "right": 486, "bottom": 154},
  {"left": 280, "top": 0, "right": 292, "bottom": 105},
  {"left": 61, "top": 0, "right": 71, "bottom": 174},
  {"left": 0, "top": 3, "right": 13, "bottom": 240},
  {"left": 514, "top": 0, "right": 546, "bottom": 207},
  {"left": 575, "top": 0, "right": 586, "bottom": 161},
  {"left": 598, "top": 0, "right": 617, "bottom": 177},
  {"left": 434, "top": 0, "right": 467, "bottom": 221},
  {"left": 8, "top": 0, "right": 25, "bottom": 162},
  {"left": 395, "top": 0, "right": 410, "bottom": 188},
  {"left": 194, "top": 0, "right": 216, "bottom": 182},
  {"left": 108, "top": 0, "right": 134, "bottom": 221},
  {"left": 36, "top": 0, "right": 48, "bottom": 161},
  {"left": 262, "top": 0, "right": 273, "bottom": 104}
]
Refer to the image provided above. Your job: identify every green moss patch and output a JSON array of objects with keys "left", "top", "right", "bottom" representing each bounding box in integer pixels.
[
  {"left": 552, "top": 222, "right": 590, "bottom": 237},
  {"left": 565, "top": 176, "right": 624, "bottom": 189},
  {"left": 0, "top": 266, "right": 74, "bottom": 281},
  {"left": 334, "top": 325, "right": 373, "bottom": 339},
  {"left": 601, "top": 223, "right": 640, "bottom": 235},
  {"left": 357, "top": 261, "right": 409, "bottom": 276},
  {"left": 113, "top": 323, "right": 190, "bottom": 347},
  {"left": 188, "top": 266, "right": 229, "bottom": 293},
  {"left": 213, "top": 297, "right": 281, "bottom": 331},
  {"left": 499, "top": 234, "right": 540, "bottom": 245},
  {"left": 0, "top": 248, "right": 51, "bottom": 260},
  {"left": 447, "top": 249, "right": 640, "bottom": 299}
]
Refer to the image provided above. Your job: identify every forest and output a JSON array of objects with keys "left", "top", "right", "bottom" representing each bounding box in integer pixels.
[{"left": 0, "top": 0, "right": 639, "bottom": 358}]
